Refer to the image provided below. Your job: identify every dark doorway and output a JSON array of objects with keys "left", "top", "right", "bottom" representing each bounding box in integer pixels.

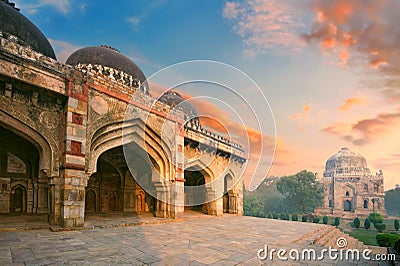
[
  {"left": 11, "top": 186, "right": 26, "bottom": 212},
  {"left": 344, "top": 200, "right": 352, "bottom": 211},
  {"left": 85, "top": 189, "right": 96, "bottom": 213},
  {"left": 184, "top": 170, "right": 206, "bottom": 213}
]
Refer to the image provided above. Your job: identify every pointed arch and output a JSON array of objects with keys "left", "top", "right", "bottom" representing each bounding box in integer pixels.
[
  {"left": 0, "top": 110, "right": 55, "bottom": 177},
  {"left": 88, "top": 118, "right": 172, "bottom": 183}
]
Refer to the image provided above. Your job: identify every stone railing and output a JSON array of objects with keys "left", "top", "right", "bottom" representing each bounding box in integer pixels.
[
  {"left": 76, "top": 63, "right": 146, "bottom": 92},
  {"left": 184, "top": 121, "right": 245, "bottom": 157}
]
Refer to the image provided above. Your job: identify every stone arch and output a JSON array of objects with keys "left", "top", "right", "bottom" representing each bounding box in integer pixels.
[
  {"left": 0, "top": 111, "right": 56, "bottom": 177},
  {"left": 88, "top": 118, "right": 172, "bottom": 184},
  {"left": 184, "top": 160, "right": 214, "bottom": 184}
]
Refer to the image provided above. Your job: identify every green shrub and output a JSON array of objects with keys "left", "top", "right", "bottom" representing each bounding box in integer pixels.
[
  {"left": 272, "top": 213, "right": 279, "bottom": 219},
  {"left": 267, "top": 212, "right": 272, "bottom": 219},
  {"left": 292, "top": 214, "right": 298, "bottom": 221},
  {"left": 368, "top": 212, "right": 384, "bottom": 225},
  {"left": 334, "top": 217, "right": 340, "bottom": 227},
  {"left": 375, "top": 223, "right": 386, "bottom": 233},
  {"left": 322, "top": 216, "right": 328, "bottom": 224},
  {"left": 313, "top": 216, "right": 320, "bottom": 223},
  {"left": 280, "top": 213, "right": 289, "bottom": 220},
  {"left": 394, "top": 239, "right": 400, "bottom": 253},
  {"left": 395, "top": 219, "right": 399, "bottom": 231},
  {"left": 353, "top": 218, "right": 360, "bottom": 229},
  {"left": 376, "top": 233, "right": 400, "bottom": 247},
  {"left": 301, "top": 215, "right": 308, "bottom": 222},
  {"left": 364, "top": 218, "right": 371, "bottom": 230}
]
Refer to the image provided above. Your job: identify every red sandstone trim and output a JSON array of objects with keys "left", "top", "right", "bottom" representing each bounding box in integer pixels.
[
  {"left": 87, "top": 82, "right": 184, "bottom": 124},
  {"left": 63, "top": 163, "right": 85, "bottom": 171}
]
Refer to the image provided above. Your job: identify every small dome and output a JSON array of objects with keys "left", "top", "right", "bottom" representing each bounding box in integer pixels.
[
  {"left": 325, "top": 147, "right": 368, "bottom": 173},
  {"left": 158, "top": 91, "right": 200, "bottom": 125},
  {"left": 66, "top": 45, "right": 148, "bottom": 94},
  {"left": 0, "top": 1, "right": 56, "bottom": 59}
]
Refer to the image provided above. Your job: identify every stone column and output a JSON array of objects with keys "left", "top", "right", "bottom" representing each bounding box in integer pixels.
[
  {"left": 207, "top": 187, "right": 223, "bottom": 216},
  {"left": 60, "top": 78, "right": 88, "bottom": 228},
  {"left": 155, "top": 183, "right": 169, "bottom": 218}
]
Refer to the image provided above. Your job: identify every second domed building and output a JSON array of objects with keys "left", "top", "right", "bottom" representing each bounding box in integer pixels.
[{"left": 315, "top": 147, "right": 386, "bottom": 217}]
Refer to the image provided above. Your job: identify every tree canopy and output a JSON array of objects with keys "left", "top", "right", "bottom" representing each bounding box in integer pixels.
[
  {"left": 276, "top": 170, "right": 324, "bottom": 213},
  {"left": 385, "top": 186, "right": 400, "bottom": 216}
]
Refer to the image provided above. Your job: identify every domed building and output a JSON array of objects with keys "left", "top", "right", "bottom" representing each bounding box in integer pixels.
[
  {"left": 315, "top": 147, "right": 386, "bottom": 217},
  {"left": 158, "top": 91, "right": 200, "bottom": 126},
  {"left": 0, "top": 0, "right": 245, "bottom": 228}
]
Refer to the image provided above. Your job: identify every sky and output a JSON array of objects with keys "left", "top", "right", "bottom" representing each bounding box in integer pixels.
[{"left": 12, "top": 0, "right": 400, "bottom": 190}]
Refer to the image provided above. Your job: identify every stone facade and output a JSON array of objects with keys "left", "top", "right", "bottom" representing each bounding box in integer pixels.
[
  {"left": 0, "top": 5, "right": 245, "bottom": 228},
  {"left": 314, "top": 147, "right": 386, "bottom": 218}
]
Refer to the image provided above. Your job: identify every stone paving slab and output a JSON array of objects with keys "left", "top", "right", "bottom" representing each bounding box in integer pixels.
[{"left": 0, "top": 214, "right": 393, "bottom": 265}]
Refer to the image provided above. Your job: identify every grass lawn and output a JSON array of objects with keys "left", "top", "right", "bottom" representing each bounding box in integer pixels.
[{"left": 344, "top": 229, "right": 378, "bottom": 246}]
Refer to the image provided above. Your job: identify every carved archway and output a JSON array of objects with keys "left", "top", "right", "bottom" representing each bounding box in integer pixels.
[
  {"left": 0, "top": 111, "right": 55, "bottom": 177},
  {"left": 88, "top": 118, "right": 172, "bottom": 185}
]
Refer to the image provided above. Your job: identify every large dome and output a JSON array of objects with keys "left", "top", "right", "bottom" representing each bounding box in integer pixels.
[
  {"left": 66, "top": 46, "right": 148, "bottom": 93},
  {"left": 325, "top": 147, "right": 368, "bottom": 173},
  {"left": 158, "top": 91, "right": 200, "bottom": 125},
  {"left": 0, "top": 1, "right": 56, "bottom": 59}
]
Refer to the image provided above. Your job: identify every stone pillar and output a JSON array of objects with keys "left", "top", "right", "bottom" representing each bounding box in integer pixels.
[
  {"left": 170, "top": 122, "right": 185, "bottom": 219},
  {"left": 155, "top": 183, "right": 169, "bottom": 218},
  {"left": 60, "top": 78, "right": 88, "bottom": 228},
  {"left": 48, "top": 176, "right": 60, "bottom": 225},
  {"left": 207, "top": 187, "right": 223, "bottom": 216},
  {"left": 170, "top": 181, "right": 184, "bottom": 219},
  {"left": 60, "top": 169, "right": 86, "bottom": 228}
]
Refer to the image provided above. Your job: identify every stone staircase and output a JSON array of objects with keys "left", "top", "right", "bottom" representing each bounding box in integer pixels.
[{"left": 294, "top": 224, "right": 385, "bottom": 253}]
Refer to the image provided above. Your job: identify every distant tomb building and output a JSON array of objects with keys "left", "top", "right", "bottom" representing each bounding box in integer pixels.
[{"left": 314, "top": 147, "right": 386, "bottom": 217}]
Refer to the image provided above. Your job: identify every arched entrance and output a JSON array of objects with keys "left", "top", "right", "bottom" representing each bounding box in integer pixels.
[
  {"left": 0, "top": 125, "right": 48, "bottom": 215},
  {"left": 184, "top": 169, "right": 206, "bottom": 213},
  {"left": 344, "top": 200, "right": 352, "bottom": 212},
  {"left": 86, "top": 145, "right": 157, "bottom": 215}
]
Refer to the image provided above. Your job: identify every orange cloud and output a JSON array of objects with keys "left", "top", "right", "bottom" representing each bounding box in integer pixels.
[
  {"left": 291, "top": 104, "right": 312, "bottom": 119},
  {"left": 323, "top": 111, "right": 400, "bottom": 145},
  {"left": 339, "top": 97, "right": 366, "bottom": 111},
  {"left": 304, "top": 0, "right": 400, "bottom": 97}
]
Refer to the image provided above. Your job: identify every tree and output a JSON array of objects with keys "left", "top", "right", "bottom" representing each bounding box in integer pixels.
[
  {"left": 364, "top": 218, "right": 371, "bottom": 230},
  {"left": 276, "top": 170, "right": 324, "bottom": 213},
  {"left": 385, "top": 186, "right": 400, "bottom": 216},
  {"left": 394, "top": 219, "right": 399, "bottom": 231},
  {"left": 334, "top": 217, "right": 340, "bottom": 227},
  {"left": 368, "top": 212, "right": 384, "bottom": 225},
  {"left": 353, "top": 218, "right": 360, "bottom": 229},
  {"left": 243, "top": 196, "right": 264, "bottom": 217},
  {"left": 323, "top": 216, "right": 328, "bottom": 224}
]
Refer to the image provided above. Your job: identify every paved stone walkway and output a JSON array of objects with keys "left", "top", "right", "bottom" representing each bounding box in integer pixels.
[{"left": 0, "top": 214, "right": 392, "bottom": 265}]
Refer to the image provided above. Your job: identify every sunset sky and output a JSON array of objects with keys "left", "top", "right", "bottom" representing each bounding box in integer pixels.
[{"left": 13, "top": 0, "right": 400, "bottom": 190}]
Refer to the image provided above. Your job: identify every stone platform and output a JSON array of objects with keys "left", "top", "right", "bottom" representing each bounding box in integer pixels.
[{"left": 0, "top": 213, "right": 392, "bottom": 265}]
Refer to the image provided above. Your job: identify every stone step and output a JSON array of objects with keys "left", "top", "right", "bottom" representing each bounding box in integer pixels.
[
  {"left": 293, "top": 225, "right": 328, "bottom": 244},
  {"left": 318, "top": 227, "right": 341, "bottom": 246}
]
